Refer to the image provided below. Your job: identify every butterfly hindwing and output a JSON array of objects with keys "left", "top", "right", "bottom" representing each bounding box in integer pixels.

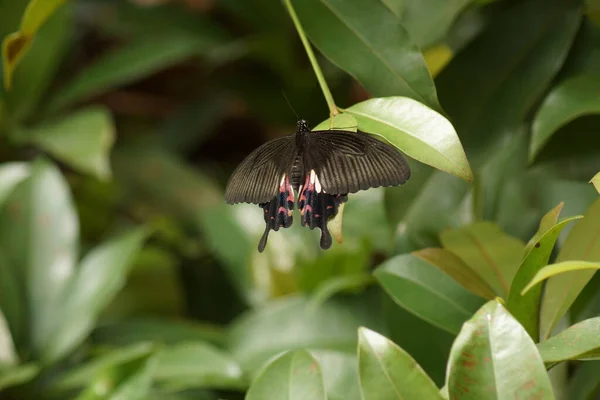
[
  {"left": 305, "top": 130, "right": 411, "bottom": 195},
  {"left": 225, "top": 136, "right": 296, "bottom": 204}
]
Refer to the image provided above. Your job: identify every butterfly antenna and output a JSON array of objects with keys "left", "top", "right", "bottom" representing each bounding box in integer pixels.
[{"left": 280, "top": 89, "right": 300, "bottom": 120}]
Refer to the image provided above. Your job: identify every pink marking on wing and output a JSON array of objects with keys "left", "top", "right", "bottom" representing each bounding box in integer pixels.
[
  {"left": 304, "top": 205, "right": 313, "bottom": 213},
  {"left": 277, "top": 206, "right": 287, "bottom": 214}
]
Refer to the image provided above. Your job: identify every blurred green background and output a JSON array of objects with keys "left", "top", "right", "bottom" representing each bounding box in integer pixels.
[{"left": 1, "top": 0, "right": 600, "bottom": 399}]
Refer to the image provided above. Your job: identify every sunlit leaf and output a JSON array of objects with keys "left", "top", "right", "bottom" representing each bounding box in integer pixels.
[
  {"left": 292, "top": 0, "right": 442, "bottom": 112},
  {"left": 42, "top": 228, "right": 149, "bottom": 363},
  {"left": 246, "top": 350, "right": 326, "bottom": 400},
  {"left": 440, "top": 222, "right": 525, "bottom": 297},
  {"left": 537, "top": 317, "right": 600, "bottom": 367},
  {"left": 226, "top": 295, "right": 384, "bottom": 373},
  {"left": 0, "top": 160, "right": 78, "bottom": 358},
  {"left": 312, "top": 350, "right": 360, "bottom": 400},
  {"left": 413, "top": 248, "right": 496, "bottom": 300},
  {"left": 506, "top": 204, "right": 581, "bottom": 340},
  {"left": 21, "top": 107, "right": 115, "bottom": 180},
  {"left": 423, "top": 45, "right": 453, "bottom": 77},
  {"left": 375, "top": 254, "right": 484, "bottom": 334},
  {"left": 447, "top": 300, "right": 554, "bottom": 399},
  {"left": 590, "top": 172, "right": 600, "bottom": 194},
  {"left": 522, "top": 261, "right": 600, "bottom": 295},
  {"left": 358, "top": 328, "right": 442, "bottom": 399},
  {"left": 154, "top": 342, "right": 246, "bottom": 391},
  {"left": 344, "top": 97, "right": 473, "bottom": 182},
  {"left": 540, "top": 198, "right": 600, "bottom": 339},
  {"left": 531, "top": 74, "right": 600, "bottom": 161},
  {"left": 0, "top": 310, "right": 17, "bottom": 366}
]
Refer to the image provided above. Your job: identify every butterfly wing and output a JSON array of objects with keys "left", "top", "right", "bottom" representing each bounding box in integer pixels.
[
  {"left": 225, "top": 136, "right": 296, "bottom": 204},
  {"left": 305, "top": 130, "right": 410, "bottom": 195}
]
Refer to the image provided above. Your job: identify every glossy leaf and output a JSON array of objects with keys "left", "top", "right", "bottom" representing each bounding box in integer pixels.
[
  {"left": 48, "top": 31, "right": 223, "bottom": 112},
  {"left": 292, "top": 0, "right": 442, "bottom": 112},
  {"left": 22, "top": 107, "right": 115, "bottom": 180},
  {"left": 540, "top": 198, "right": 600, "bottom": 339},
  {"left": 537, "top": 317, "right": 600, "bottom": 367},
  {"left": 440, "top": 222, "right": 525, "bottom": 297},
  {"left": 447, "top": 300, "right": 554, "bottom": 399},
  {"left": 1, "top": 0, "right": 66, "bottom": 89},
  {"left": 522, "top": 261, "right": 600, "bottom": 295},
  {"left": 0, "top": 310, "right": 17, "bottom": 366},
  {"left": 0, "top": 363, "right": 39, "bottom": 391},
  {"left": 246, "top": 350, "right": 326, "bottom": 400},
  {"left": 344, "top": 97, "right": 473, "bottom": 182},
  {"left": 531, "top": 74, "right": 600, "bottom": 161},
  {"left": 358, "top": 327, "right": 442, "bottom": 400},
  {"left": 506, "top": 204, "right": 581, "bottom": 340},
  {"left": 42, "top": 228, "right": 149, "bottom": 363},
  {"left": 413, "top": 247, "right": 496, "bottom": 300},
  {"left": 401, "top": 0, "right": 472, "bottom": 48},
  {"left": 226, "top": 295, "right": 383, "bottom": 372},
  {"left": 154, "top": 342, "right": 246, "bottom": 390},
  {"left": 436, "top": 0, "right": 581, "bottom": 163},
  {"left": 312, "top": 350, "right": 360, "bottom": 400},
  {"left": 0, "top": 160, "right": 78, "bottom": 357},
  {"left": 590, "top": 172, "right": 600, "bottom": 194},
  {"left": 375, "top": 254, "right": 484, "bottom": 334}
]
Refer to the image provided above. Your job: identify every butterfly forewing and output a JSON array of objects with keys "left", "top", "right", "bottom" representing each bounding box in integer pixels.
[
  {"left": 225, "top": 136, "right": 296, "bottom": 204},
  {"left": 305, "top": 130, "right": 411, "bottom": 195}
]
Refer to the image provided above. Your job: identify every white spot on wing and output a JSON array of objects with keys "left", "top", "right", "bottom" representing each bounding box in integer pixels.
[{"left": 314, "top": 173, "right": 322, "bottom": 193}]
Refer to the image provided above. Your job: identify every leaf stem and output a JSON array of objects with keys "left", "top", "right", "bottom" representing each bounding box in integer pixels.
[{"left": 283, "top": 0, "right": 339, "bottom": 117}]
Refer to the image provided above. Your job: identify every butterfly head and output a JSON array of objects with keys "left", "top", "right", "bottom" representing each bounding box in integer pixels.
[{"left": 296, "top": 119, "right": 310, "bottom": 134}]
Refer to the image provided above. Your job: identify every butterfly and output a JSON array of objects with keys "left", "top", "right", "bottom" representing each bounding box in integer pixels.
[{"left": 225, "top": 120, "right": 411, "bottom": 252}]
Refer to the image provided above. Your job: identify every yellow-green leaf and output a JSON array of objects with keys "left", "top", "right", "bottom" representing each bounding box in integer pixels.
[
  {"left": 590, "top": 172, "right": 600, "bottom": 194},
  {"left": 522, "top": 261, "right": 600, "bottom": 295}
]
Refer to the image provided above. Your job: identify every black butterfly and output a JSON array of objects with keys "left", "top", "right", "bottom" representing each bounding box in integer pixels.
[{"left": 225, "top": 120, "right": 411, "bottom": 252}]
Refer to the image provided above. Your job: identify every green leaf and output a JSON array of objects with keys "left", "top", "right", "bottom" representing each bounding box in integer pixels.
[
  {"left": 540, "top": 198, "right": 600, "bottom": 339},
  {"left": 58, "top": 342, "right": 156, "bottom": 389},
  {"left": 246, "top": 350, "right": 326, "bottom": 400},
  {"left": 380, "top": 0, "right": 403, "bottom": 17},
  {"left": 522, "top": 261, "right": 600, "bottom": 295},
  {"left": 0, "top": 162, "right": 29, "bottom": 207},
  {"left": 75, "top": 346, "right": 157, "bottom": 400},
  {"left": 401, "top": 0, "right": 472, "bottom": 48},
  {"left": 154, "top": 342, "right": 246, "bottom": 391},
  {"left": 0, "top": 160, "right": 78, "bottom": 358},
  {"left": 413, "top": 248, "right": 496, "bottom": 300},
  {"left": 375, "top": 254, "right": 484, "bottom": 335},
  {"left": 93, "top": 318, "right": 224, "bottom": 348},
  {"left": 0, "top": 363, "right": 39, "bottom": 391},
  {"left": 447, "top": 300, "right": 555, "bottom": 399},
  {"left": 21, "top": 107, "right": 115, "bottom": 180},
  {"left": 530, "top": 73, "right": 600, "bottom": 161},
  {"left": 308, "top": 274, "right": 375, "bottom": 309},
  {"left": 1, "top": 0, "right": 66, "bottom": 89},
  {"left": 5, "top": 2, "right": 71, "bottom": 120},
  {"left": 567, "top": 361, "right": 600, "bottom": 400},
  {"left": 537, "top": 317, "right": 600, "bottom": 367},
  {"left": 43, "top": 228, "right": 149, "bottom": 363},
  {"left": 48, "top": 31, "right": 223, "bottom": 112},
  {"left": 0, "top": 310, "right": 17, "bottom": 366},
  {"left": 440, "top": 222, "right": 525, "bottom": 297},
  {"left": 344, "top": 97, "right": 473, "bottom": 182},
  {"left": 226, "top": 295, "right": 384, "bottom": 372},
  {"left": 291, "top": 0, "right": 442, "bottom": 112},
  {"left": 435, "top": 0, "right": 582, "bottom": 163},
  {"left": 590, "top": 172, "right": 600, "bottom": 194},
  {"left": 506, "top": 204, "right": 581, "bottom": 340},
  {"left": 312, "top": 350, "right": 360, "bottom": 400},
  {"left": 358, "top": 327, "right": 442, "bottom": 400}
]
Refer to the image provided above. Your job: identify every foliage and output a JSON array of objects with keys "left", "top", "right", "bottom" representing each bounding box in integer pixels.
[{"left": 0, "top": 0, "right": 599, "bottom": 399}]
